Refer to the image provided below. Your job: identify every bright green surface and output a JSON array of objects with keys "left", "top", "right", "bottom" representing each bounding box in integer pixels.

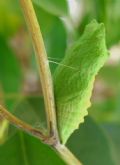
[{"left": 54, "top": 20, "right": 109, "bottom": 143}]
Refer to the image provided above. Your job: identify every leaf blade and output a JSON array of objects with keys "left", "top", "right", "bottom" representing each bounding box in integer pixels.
[
  {"left": 54, "top": 20, "right": 109, "bottom": 143},
  {"left": 0, "top": 131, "right": 65, "bottom": 165},
  {"left": 67, "top": 117, "right": 116, "bottom": 165}
]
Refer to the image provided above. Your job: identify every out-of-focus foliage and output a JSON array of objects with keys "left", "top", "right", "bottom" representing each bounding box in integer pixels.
[
  {"left": 0, "top": 39, "right": 22, "bottom": 111},
  {"left": 33, "top": 0, "right": 68, "bottom": 16},
  {"left": 103, "top": 124, "right": 120, "bottom": 165},
  {"left": 79, "top": 0, "right": 120, "bottom": 47},
  {"left": 0, "top": 131, "right": 65, "bottom": 165},
  {"left": 0, "top": 0, "right": 22, "bottom": 37},
  {"left": 67, "top": 117, "right": 118, "bottom": 165},
  {"left": 0, "top": 0, "right": 120, "bottom": 165},
  {"left": 14, "top": 97, "right": 47, "bottom": 132},
  {"left": 90, "top": 64, "right": 120, "bottom": 123}
]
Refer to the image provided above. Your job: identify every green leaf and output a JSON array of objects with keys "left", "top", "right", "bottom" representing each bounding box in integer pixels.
[
  {"left": 67, "top": 117, "right": 116, "bottom": 165},
  {"left": 54, "top": 20, "right": 109, "bottom": 144},
  {"left": 0, "top": 131, "right": 65, "bottom": 165},
  {"left": 0, "top": 39, "right": 21, "bottom": 96},
  {"left": 103, "top": 124, "right": 120, "bottom": 165},
  {"left": 0, "top": 38, "right": 22, "bottom": 110},
  {"left": 0, "top": 38, "right": 22, "bottom": 143},
  {"left": 33, "top": 0, "right": 68, "bottom": 16}
]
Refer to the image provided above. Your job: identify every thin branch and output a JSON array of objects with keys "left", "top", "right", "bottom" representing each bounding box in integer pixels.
[
  {"left": 0, "top": 105, "right": 47, "bottom": 142},
  {"left": 20, "top": 0, "right": 59, "bottom": 142},
  {"left": 54, "top": 143, "right": 83, "bottom": 165},
  {"left": 0, "top": 104, "right": 83, "bottom": 164}
]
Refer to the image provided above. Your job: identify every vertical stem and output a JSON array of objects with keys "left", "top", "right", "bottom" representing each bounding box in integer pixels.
[
  {"left": 19, "top": 1, "right": 83, "bottom": 165},
  {"left": 20, "top": 0, "right": 59, "bottom": 140}
]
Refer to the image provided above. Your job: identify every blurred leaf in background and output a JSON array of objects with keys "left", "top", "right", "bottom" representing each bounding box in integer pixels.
[
  {"left": 33, "top": 0, "right": 68, "bottom": 16},
  {"left": 67, "top": 117, "right": 119, "bottom": 165},
  {"left": 90, "top": 64, "right": 120, "bottom": 123},
  {"left": 0, "top": 117, "right": 120, "bottom": 165},
  {"left": 78, "top": 0, "right": 120, "bottom": 47},
  {"left": 103, "top": 123, "right": 120, "bottom": 165},
  {"left": 13, "top": 96, "right": 47, "bottom": 132},
  {"left": 0, "top": 38, "right": 22, "bottom": 111},
  {"left": 0, "top": 37, "right": 22, "bottom": 144},
  {"left": 0, "top": 0, "right": 22, "bottom": 37},
  {"left": 0, "top": 131, "right": 65, "bottom": 165}
]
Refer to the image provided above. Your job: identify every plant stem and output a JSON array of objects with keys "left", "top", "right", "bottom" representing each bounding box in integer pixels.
[
  {"left": 19, "top": 0, "right": 83, "bottom": 164},
  {"left": 20, "top": 0, "right": 58, "bottom": 141},
  {"left": 0, "top": 105, "right": 83, "bottom": 165},
  {"left": 0, "top": 105, "right": 47, "bottom": 142},
  {"left": 54, "top": 143, "right": 83, "bottom": 165}
]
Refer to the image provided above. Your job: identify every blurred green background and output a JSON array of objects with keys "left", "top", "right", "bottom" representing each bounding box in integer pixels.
[{"left": 0, "top": 0, "right": 120, "bottom": 165}]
